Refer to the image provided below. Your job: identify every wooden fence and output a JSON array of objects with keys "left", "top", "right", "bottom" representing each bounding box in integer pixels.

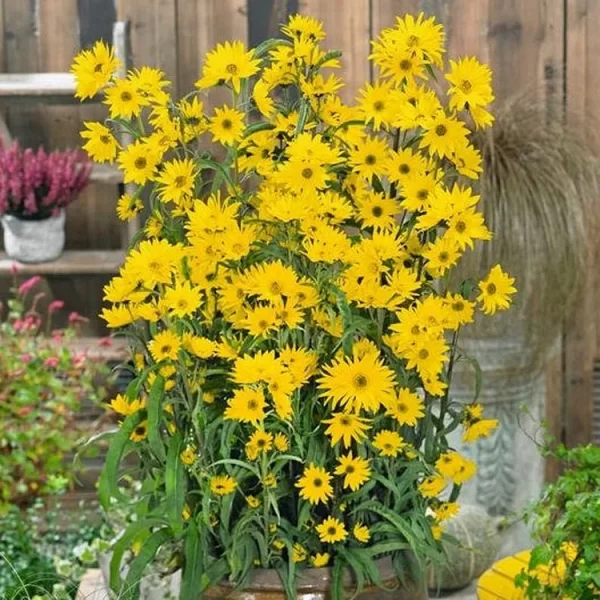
[{"left": 0, "top": 0, "right": 598, "bottom": 464}]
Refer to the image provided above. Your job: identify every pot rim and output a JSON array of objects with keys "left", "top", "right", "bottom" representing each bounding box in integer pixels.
[
  {"left": 215, "top": 555, "right": 408, "bottom": 592},
  {"left": 1, "top": 208, "right": 65, "bottom": 223}
]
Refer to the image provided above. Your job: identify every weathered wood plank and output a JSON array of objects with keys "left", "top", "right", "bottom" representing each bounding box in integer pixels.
[
  {"left": 115, "top": 0, "right": 178, "bottom": 94},
  {"left": 563, "top": 0, "right": 596, "bottom": 448},
  {"left": 0, "top": 250, "right": 125, "bottom": 275},
  {"left": 299, "top": 0, "right": 370, "bottom": 104}
]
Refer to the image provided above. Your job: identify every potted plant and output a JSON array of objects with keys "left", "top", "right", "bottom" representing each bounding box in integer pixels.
[
  {"left": 71, "top": 13, "right": 515, "bottom": 600},
  {"left": 515, "top": 444, "right": 600, "bottom": 598},
  {"left": 0, "top": 274, "right": 105, "bottom": 509},
  {"left": 0, "top": 143, "right": 91, "bottom": 263}
]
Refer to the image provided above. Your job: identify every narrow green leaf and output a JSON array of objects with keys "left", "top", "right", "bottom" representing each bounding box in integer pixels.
[
  {"left": 98, "top": 413, "right": 142, "bottom": 508},
  {"left": 180, "top": 522, "right": 203, "bottom": 600},
  {"left": 253, "top": 37, "right": 290, "bottom": 58},
  {"left": 121, "top": 528, "right": 171, "bottom": 600},
  {"left": 295, "top": 102, "right": 310, "bottom": 137},
  {"left": 147, "top": 374, "right": 166, "bottom": 463},
  {"left": 109, "top": 518, "right": 168, "bottom": 593},
  {"left": 166, "top": 431, "right": 186, "bottom": 534},
  {"left": 331, "top": 556, "right": 345, "bottom": 600}
]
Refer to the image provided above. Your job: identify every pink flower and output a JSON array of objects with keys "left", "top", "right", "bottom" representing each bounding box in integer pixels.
[
  {"left": 48, "top": 300, "right": 65, "bottom": 313},
  {"left": 9, "top": 264, "right": 18, "bottom": 275},
  {"left": 52, "top": 330, "right": 64, "bottom": 342},
  {"left": 21, "top": 353, "right": 32, "bottom": 363},
  {"left": 44, "top": 356, "right": 59, "bottom": 368},
  {"left": 18, "top": 276, "right": 42, "bottom": 295},
  {"left": 99, "top": 337, "right": 113, "bottom": 347},
  {"left": 13, "top": 319, "right": 24, "bottom": 332},
  {"left": 72, "top": 351, "right": 86, "bottom": 368},
  {"left": 68, "top": 311, "right": 86, "bottom": 324}
]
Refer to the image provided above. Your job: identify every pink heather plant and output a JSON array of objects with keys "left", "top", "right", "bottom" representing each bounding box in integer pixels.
[{"left": 0, "top": 143, "right": 91, "bottom": 220}]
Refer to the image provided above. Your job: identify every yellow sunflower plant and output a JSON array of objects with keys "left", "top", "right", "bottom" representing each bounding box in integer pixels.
[{"left": 72, "top": 12, "right": 516, "bottom": 600}]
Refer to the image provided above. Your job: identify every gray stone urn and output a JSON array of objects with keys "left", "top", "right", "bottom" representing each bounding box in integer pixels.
[
  {"left": 1, "top": 209, "right": 65, "bottom": 263},
  {"left": 99, "top": 552, "right": 181, "bottom": 600},
  {"left": 428, "top": 504, "right": 502, "bottom": 593},
  {"left": 448, "top": 333, "right": 547, "bottom": 556}
]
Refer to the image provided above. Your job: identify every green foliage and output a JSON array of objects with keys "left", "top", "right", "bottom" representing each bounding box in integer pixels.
[
  {"left": 0, "top": 499, "right": 103, "bottom": 599},
  {"left": 515, "top": 444, "right": 600, "bottom": 599},
  {"left": 0, "top": 277, "right": 107, "bottom": 510}
]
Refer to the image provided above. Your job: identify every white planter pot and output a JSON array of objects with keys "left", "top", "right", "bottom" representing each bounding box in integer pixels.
[
  {"left": 1, "top": 209, "right": 65, "bottom": 263},
  {"left": 99, "top": 552, "right": 181, "bottom": 600}
]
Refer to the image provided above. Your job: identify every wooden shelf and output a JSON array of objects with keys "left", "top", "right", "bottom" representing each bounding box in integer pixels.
[
  {"left": 90, "top": 163, "right": 124, "bottom": 185},
  {"left": 0, "top": 250, "right": 126, "bottom": 275},
  {"left": 0, "top": 73, "right": 92, "bottom": 105}
]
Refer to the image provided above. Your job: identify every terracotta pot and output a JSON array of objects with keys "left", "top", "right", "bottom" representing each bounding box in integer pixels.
[
  {"left": 1, "top": 209, "right": 65, "bottom": 263},
  {"left": 203, "top": 556, "right": 426, "bottom": 600}
]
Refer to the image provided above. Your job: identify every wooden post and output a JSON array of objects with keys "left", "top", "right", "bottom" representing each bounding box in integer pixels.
[{"left": 113, "top": 20, "right": 139, "bottom": 247}]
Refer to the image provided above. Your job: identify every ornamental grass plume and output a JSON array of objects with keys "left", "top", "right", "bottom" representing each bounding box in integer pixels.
[
  {"left": 72, "top": 13, "right": 515, "bottom": 600},
  {"left": 454, "top": 92, "right": 600, "bottom": 372},
  {"left": 0, "top": 143, "right": 91, "bottom": 219}
]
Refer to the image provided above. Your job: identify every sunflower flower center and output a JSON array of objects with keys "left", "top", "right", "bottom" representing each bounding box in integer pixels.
[
  {"left": 418, "top": 348, "right": 429, "bottom": 360},
  {"left": 344, "top": 465, "right": 355, "bottom": 474},
  {"left": 313, "top": 478, "right": 323, "bottom": 488},
  {"left": 371, "top": 205, "right": 383, "bottom": 218},
  {"left": 452, "top": 301, "right": 465, "bottom": 312},
  {"left": 400, "top": 59, "right": 412, "bottom": 71},
  {"left": 454, "top": 220, "right": 466, "bottom": 233},
  {"left": 120, "top": 91, "right": 133, "bottom": 102},
  {"left": 100, "top": 135, "right": 111, "bottom": 144},
  {"left": 222, "top": 119, "right": 233, "bottom": 130},
  {"left": 226, "top": 63, "right": 239, "bottom": 74},
  {"left": 435, "top": 124, "right": 448, "bottom": 137},
  {"left": 160, "top": 344, "right": 172, "bottom": 354},
  {"left": 365, "top": 154, "right": 376, "bottom": 165},
  {"left": 407, "top": 35, "right": 419, "bottom": 47},
  {"left": 134, "top": 426, "right": 146, "bottom": 435},
  {"left": 399, "top": 163, "right": 410, "bottom": 174},
  {"left": 353, "top": 374, "right": 368, "bottom": 389},
  {"left": 460, "top": 80, "right": 472, "bottom": 92},
  {"left": 438, "top": 251, "right": 449, "bottom": 262},
  {"left": 248, "top": 400, "right": 258, "bottom": 410},
  {"left": 373, "top": 100, "right": 385, "bottom": 111},
  {"left": 327, "top": 526, "right": 337, "bottom": 535},
  {"left": 487, "top": 283, "right": 497, "bottom": 294},
  {"left": 174, "top": 175, "right": 187, "bottom": 188},
  {"left": 301, "top": 167, "right": 313, "bottom": 179},
  {"left": 397, "top": 402, "right": 408, "bottom": 413},
  {"left": 417, "top": 189, "right": 429, "bottom": 201}
]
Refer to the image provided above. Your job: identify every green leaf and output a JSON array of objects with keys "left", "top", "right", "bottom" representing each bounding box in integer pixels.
[
  {"left": 165, "top": 431, "right": 186, "bottom": 534},
  {"left": 147, "top": 374, "right": 166, "bottom": 463},
  {"left": 529, "top": 544, "right": 553, "bottom": 569},
  {"left": 459, "top": 354, "right": 483, "bottom": 402},
  {"left": 180, "top": 522, "right": 203, "bottom": 600},
  {"left": 210, "top": 458, "right": 260, "bottom": 478},
  {"left": 98, "top": 413, "right": 142, "bottom": 508},
  {"left": 120, "top": 528, "right": 171, "bottom": 600},
  {"left": 243, "top": 121, "right": 276, "bottom": 138},
  {"left": 109, "top": 518, "right": 168, "bottom": 593},
  {"left": 196, "top": 157, "right": 235, "bottom": 193},
  {"left": 198, "top": 557, "right": 229, "bottom": 593},
  {"left": 295, "top": 102, "right": 310, "bottom": 137},
  {"left": 331, "top": 556, "right": 345, "bottom": 600},
  {"left": 253, "top": 37, "right": 289, "bottom": 58}
]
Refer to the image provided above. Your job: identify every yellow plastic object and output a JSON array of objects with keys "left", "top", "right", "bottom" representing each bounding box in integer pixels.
[{"left": 476, "top": 551, "right": 531, "bottom": 599}]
